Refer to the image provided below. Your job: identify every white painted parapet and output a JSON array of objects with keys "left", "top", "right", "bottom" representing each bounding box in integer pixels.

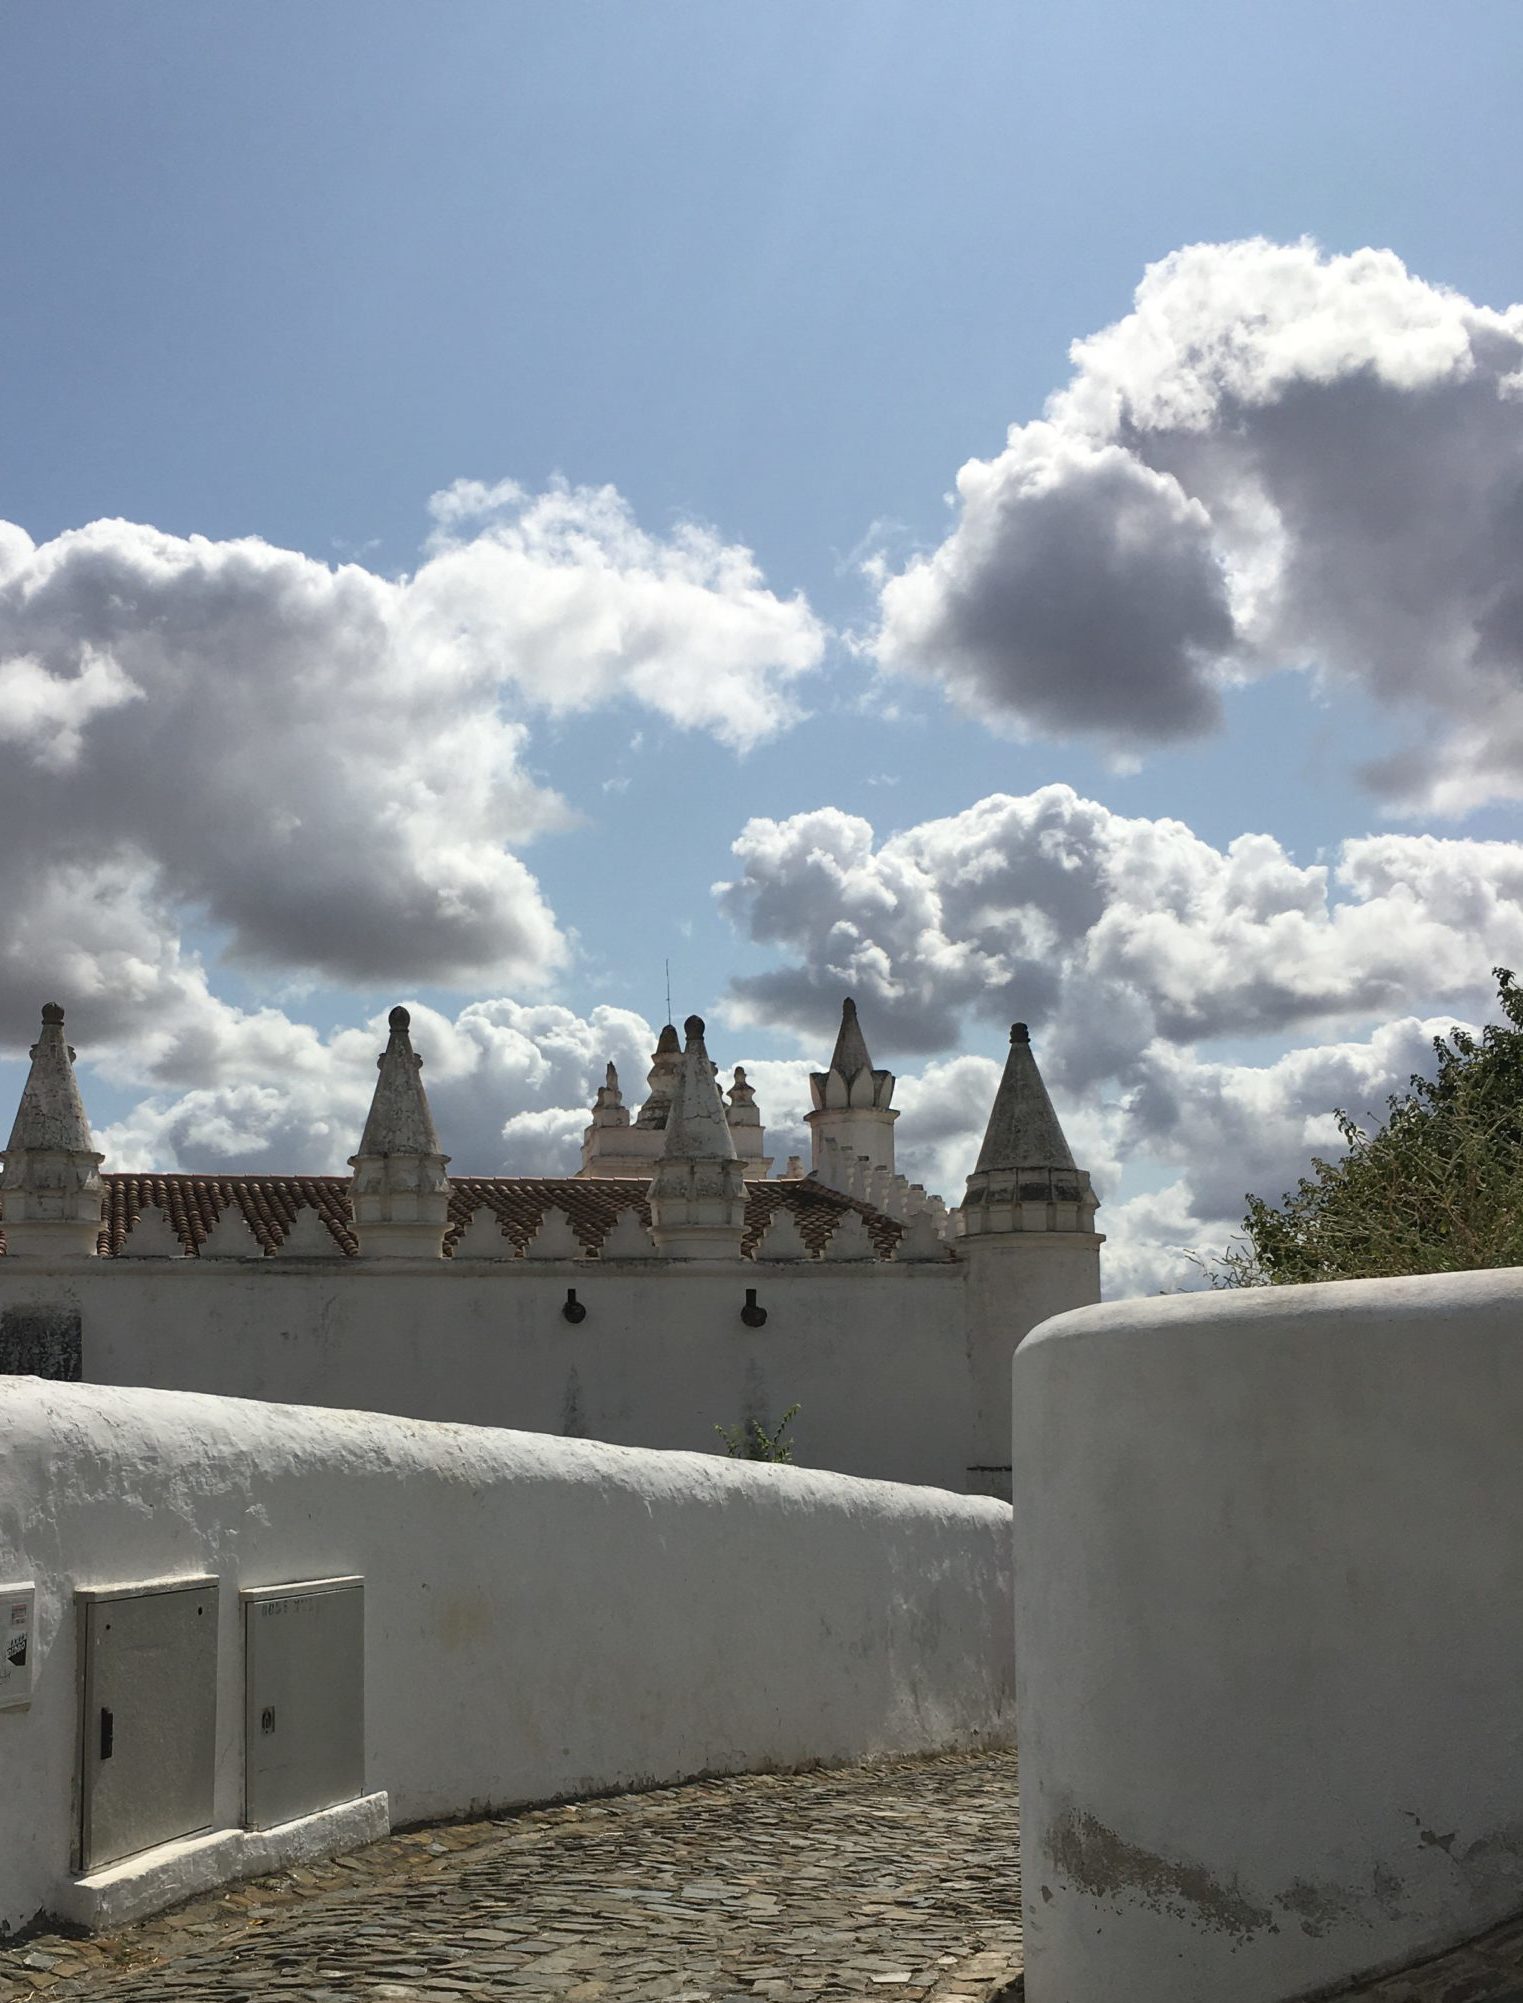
[
  {"left": 1, "top": 1378, "right": 1013, "bottom": 1939},
  {"left": 1012, "top": 1270, "right": 1523, "bottom": 2003}
]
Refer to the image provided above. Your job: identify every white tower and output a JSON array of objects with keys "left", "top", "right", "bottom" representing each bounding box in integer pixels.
[
  {"left": 646, "top": 1015, "right": 747, "bottom": 1259},
  {"left": 348, "top": 1005, "right": 451, "bottom": 1258},
  {"left": 0, "top": 1003, "right": 104, "bottom": 1258},
  {"left": 806, "top": 997, "right": 897, "bottom": 1177},
  {"left": 955, "top": 1022, "right": 1103, "bottom": 1493}
]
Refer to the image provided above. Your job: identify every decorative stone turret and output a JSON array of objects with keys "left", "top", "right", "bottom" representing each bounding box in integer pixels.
[
  {"left": 954, "top": 1022, "right": 1104, "bottom": 1497},
  {"left": 577, "top": 1028, "right": 686, "bottom": 1177},
  {"left": 636, "top": 1024, "right": 683, "bottom": 1129},
  {"left": 646, "top": 1015, "right": 747, "bottom": 1258},
  {"left": 578, "top": 1061, "right": 632, "bottom": 1173},
  {"left": 0, "top": 1004, "right": 104, "bottom": 1258},
  {"left": 347, "top": 1006, "right": 451, "bottom": 1258},
  {"left": 806, "top": 998, "right": 897, "bottom": 1177},
  {"left": 725, "top": 1066, "right": 773, "bottom": 1178}
]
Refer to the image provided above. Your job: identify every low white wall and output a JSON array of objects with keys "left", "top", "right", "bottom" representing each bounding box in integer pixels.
[
  {"left": 1012, "top": 1269, "right": 1523, "bottom": 2003},
  {"left": 0, "top": 1259, "right": 972, "bottom": 1490},
  {"left": 0, "top": 1376, "right": 1013, "bottom": 1939}
]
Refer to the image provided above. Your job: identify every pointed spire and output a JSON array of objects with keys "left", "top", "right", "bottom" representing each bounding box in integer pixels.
[
  {"left": 647, "top": 1015, "right": 747, "bottom": 1257},
  {"left": 807, "top": 996, "right": 898, "bottom": 1177},
  {"left": 0, "top": 1003, "right": 104, "bottom": 1257},
  {"left": 348, "top": 1005, "right": 451, "bottom": 1258},
  {"left": 828, "top": 996, "right": 875, "bottom": 1082},
  {"left": 355, "top": 1006, "right": 444, "bottom": 1158},
  {"left": 957, "top": 1023, "right": 1099, "bottom": 1239},
  {"left": 973, "top": 1022, "right": 1076, "bottom": 1174},
  {"left": 5, "top": 1003, "right": 96, "bottom": 1157}
]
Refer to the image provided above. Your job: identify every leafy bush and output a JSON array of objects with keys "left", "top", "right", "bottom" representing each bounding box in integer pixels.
[{"left": 1215, "top": 968, "right": 1523, "bottom": 1285}]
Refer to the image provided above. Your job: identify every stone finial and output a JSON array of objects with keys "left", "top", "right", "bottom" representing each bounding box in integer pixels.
[
  {"left": 956, "top": 1021, "right": 1100, "bottom": 1240},
  {"left": 348, "top": 1004, "right": 451, "bottom": 1258},
  {"left": 724, "top": 1064, "right": 773, "bottom": 1178},
  {"left": 0, "top": 1002, "right": 105, "bottom": 1258},
  {"left": 646, "top": 1014, "right": 747, "bottom": 1258},
  {"left": 806, "top": 996, "right": 898, "bottom": 1177}
]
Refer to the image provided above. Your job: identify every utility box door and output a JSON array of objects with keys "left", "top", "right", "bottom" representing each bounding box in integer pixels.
[
  {"left": 243, "top": 1577, "right": 364, "bottom": 1831},
  {"left": 79, "top": 1579, "right": 218, "bottom": 1872}
]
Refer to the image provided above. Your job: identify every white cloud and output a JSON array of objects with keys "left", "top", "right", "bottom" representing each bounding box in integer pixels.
[
  {"left": 871, "top": 239, "right": 1523, "bottom": 808},
  {"left": 715, "top": 786, "right": 1523, "bottom": 1070},
  {"left": 97, "top": 999, "right": 662, "bottom": 1176},
  {"left": 0, "top": 484, "right": 824, "bottom": 1043}
]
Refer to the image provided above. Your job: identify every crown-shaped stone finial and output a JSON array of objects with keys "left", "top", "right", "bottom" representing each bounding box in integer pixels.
[{"left": 806, "top": 995, "right": 898, "bottom": 1178}]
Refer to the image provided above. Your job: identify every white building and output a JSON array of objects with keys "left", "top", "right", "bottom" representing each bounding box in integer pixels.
[{"left": 0, "top": 996, "right": 1102, "bottom": 1493}]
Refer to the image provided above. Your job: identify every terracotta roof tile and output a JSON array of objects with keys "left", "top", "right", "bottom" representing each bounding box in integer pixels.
[{"left": 0, "top": 1174, "right": 931, "bottom": 1261}]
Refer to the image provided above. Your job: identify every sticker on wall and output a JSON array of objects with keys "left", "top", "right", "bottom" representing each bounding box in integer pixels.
[{"left": 0, "top": 1585, "right": 35, "bottom": 1709}]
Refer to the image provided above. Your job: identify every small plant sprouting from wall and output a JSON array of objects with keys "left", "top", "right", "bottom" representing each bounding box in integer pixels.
[{"left": 716, "top": 1403, "right": 800, "bottom": 1463}]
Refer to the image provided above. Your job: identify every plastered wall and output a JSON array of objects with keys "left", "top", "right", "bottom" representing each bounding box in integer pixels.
[
  {"left": 1012, "top": 1269, "right": 1523, "bottom": 2003},
  {"left": 0, "top": 1376, "right": 1014, "bottom": 1938},
  {"left": 0, "top": 1257, "right": 972, "bottom": 1488}
]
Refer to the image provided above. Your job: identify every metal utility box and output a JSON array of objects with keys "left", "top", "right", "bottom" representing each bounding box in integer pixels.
[
  {"left": 77, "top": 1577, "right": 218, "bottom": 1872},
  {"left": 242, "top": 1576, "right": 364, "bottom": 1831}
]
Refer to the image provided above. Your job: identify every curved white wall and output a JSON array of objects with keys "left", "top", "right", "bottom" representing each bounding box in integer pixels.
[
  {"left": 1012, "top": 1269, "right": 1523, "bottom": 2003},
  {"left": 0, "top": 1378, "right": 1013, "bottom": 1939}
]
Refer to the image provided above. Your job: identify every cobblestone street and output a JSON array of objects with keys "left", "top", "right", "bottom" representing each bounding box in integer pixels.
[{"left": 0, "top": 1752, "right": 1023, "bottom": 2003}]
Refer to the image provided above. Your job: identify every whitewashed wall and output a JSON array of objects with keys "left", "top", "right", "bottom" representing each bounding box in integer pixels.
[
  {"left": 0, "top": 1377, "right": 1014, "bottom": 1939},
  {"left": 1012, "top": 1269, "right": 1523, "bottom": 2003},
  {"left": 0, "top": 1258, "right": 973, "bottom": 1488}
]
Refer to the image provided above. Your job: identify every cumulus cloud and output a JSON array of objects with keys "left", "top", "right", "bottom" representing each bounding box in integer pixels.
[
  {"left": 0, "top": 483, "right": 824, "bottom": 1050},
  {"left": 97, "top": 999, "right": 662, "bottom": 1176},
  {"left": 871, "top": 239, "right": 1523, "bottom": 808},
  {"left": 716, "top": 785, "right": 1523, "bottom": 1070}
]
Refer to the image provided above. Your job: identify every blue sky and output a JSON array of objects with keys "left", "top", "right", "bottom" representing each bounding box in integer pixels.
[{"left": 3, "top": 3, "right": 1523, "bottom": 1289}]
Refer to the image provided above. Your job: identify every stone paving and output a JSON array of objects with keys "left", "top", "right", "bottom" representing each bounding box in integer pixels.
[
  {"left": 0, "top": 1750, "right": 1023, "bottom": 2003},
  {"left": 1332, "top": 1908, "right": 1523, "bottom": 2003}
]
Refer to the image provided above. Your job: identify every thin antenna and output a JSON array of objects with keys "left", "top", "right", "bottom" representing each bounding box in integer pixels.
[{"left": 665, "top": 958, "right": 672, "bottom": 1027}]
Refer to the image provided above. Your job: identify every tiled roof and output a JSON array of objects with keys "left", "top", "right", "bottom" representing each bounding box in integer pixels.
[{"left": 0, "top": 1173, "right": 920, "bottom": 1260}]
